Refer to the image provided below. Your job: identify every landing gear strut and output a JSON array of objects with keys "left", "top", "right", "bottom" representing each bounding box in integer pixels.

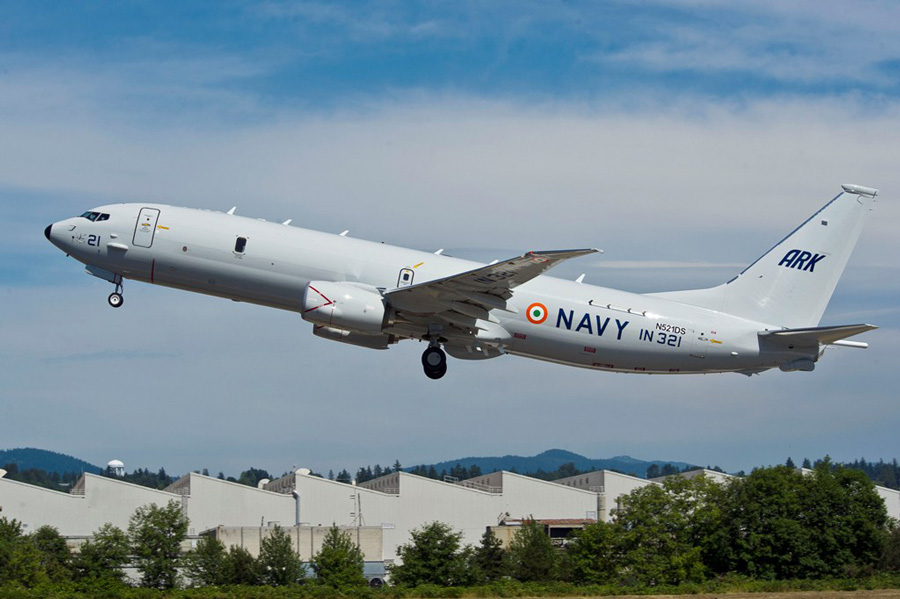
[
  {"left": 422, "top": 345, "right": 447, "bottom": 380},
  {"left": 108, "top": 281, "right": 124, "bottom": 308}
]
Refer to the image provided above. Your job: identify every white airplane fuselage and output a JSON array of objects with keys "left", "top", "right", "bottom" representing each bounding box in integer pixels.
[{"left": 47, "top": 198, "right": 863, "bottom": 377}]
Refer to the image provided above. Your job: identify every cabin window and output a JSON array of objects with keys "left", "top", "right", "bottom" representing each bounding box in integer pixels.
[{"left": 234, "top": 237, "right": 247, "bottom": 253}]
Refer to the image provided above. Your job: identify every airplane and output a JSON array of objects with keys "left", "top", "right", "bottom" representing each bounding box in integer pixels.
[{"left": 45, "top": 183, "right": 878, "bottom": 379}]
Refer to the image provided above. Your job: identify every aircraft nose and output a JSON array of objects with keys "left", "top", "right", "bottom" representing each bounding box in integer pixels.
[{"left": 44, "top": 224, "right": 53, "bottom": 240}]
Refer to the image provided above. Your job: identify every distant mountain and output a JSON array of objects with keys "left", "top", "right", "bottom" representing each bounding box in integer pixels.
[
  {"left": 0, "top": 448, "right": 101, "bottom": 475},
  {"left": 419, "top": 449, "right": 696, "bottom": 479}
]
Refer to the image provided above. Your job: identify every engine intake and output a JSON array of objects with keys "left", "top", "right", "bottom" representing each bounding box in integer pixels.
[{"left": 301, "top": 281, "right": 386, "bottom": 334}]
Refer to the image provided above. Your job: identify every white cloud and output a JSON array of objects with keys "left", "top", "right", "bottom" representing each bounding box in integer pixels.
[
  {"left": 4, "top": 94, "right": 899, "bottom": 264},
  {"left": 591, "top": 1, "right": 900, "bottom": 87}
]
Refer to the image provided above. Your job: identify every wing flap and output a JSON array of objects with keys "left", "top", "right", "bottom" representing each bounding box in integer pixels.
[{"left": 759, "top": 323, "right": 877, "bottom": 348}]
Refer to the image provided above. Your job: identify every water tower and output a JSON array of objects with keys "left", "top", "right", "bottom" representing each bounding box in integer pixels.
[{"left": 107, "top": 459, "right": 125, "bottom": 477}]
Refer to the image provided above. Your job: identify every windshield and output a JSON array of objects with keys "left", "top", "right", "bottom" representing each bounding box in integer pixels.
[{"left": 79, "top": 211, "right": 110, "bottom": 222}]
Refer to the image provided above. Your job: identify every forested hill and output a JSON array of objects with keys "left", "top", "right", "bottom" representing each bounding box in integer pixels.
[
  {"left": 422, "top": 449, "right": 696, "bottom": 479},
  {"left": 0, "top": 447, "right": 100, "bottom": 475}
]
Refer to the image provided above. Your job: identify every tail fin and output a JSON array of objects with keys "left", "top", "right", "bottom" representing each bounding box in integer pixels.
[{"left": 650, "top": 184, "right": 877, "bottom": 328}]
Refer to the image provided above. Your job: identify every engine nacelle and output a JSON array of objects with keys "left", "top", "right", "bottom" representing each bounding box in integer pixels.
[
  {"left": 312, "top": 325, "right": 394, "bottom": 350},
  {"left": 301, "top": 281, "right": 386, "bottom": 334}
]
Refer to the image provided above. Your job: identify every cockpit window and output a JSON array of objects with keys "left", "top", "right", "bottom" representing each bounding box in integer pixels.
[{"left": 79, "top": 211, "right": 110, "bottom": 222}]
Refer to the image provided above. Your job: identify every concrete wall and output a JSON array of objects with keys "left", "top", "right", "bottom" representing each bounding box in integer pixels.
[
  {"left": 174, "top": 473, "right": 296, "bottom": 535},
  {"left": 0, "top": 474, "right": 180, "bottom": 536},
  {"left": 499, "top": 472, "right": 597, "bottom": 521},
  {"left": 876, "top": 486, "right": 900, "bottom": 520},
  {"left": 1, "top": 472, "right": 295, "bottom": 538}
]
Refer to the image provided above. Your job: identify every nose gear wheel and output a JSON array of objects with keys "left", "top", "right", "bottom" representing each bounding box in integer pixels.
[{"left": 108, "top": 281, "right": 124, "bottom": 308}]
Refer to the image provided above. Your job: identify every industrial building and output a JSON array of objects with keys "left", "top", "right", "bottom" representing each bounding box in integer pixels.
[{"left": 2, "top": 463, "right": 898, "bottom": 573}]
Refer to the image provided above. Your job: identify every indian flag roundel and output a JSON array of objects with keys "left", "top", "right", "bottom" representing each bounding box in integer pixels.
[{"left": 526, "top": 302, "right": 548, "bottom": 324}]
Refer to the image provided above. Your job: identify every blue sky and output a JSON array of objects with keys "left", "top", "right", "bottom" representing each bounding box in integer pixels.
[{"left": 2, "top": 1, "right": 899, "bottom": 478}]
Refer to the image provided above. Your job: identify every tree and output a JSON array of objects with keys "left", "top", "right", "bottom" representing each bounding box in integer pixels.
[
  {"left": 0, "top": 517, "right": 24, "bottom": 583},
  {"left": 222, "top": 545, "right": 261, "bottom": 585},
  {"left": 804, "top": 462, "right": 887, "bottom": 574},
  {"left": 709, "top": 463, "right": 887, "bottom": 579},
  {"left": 646, "top": 464, "right": 661, "bottom": 479},
  {"left": 31, "top": 525, "right": 71, "bottom": 582},
  {"left": 356, "top": 466, "right": 374, "bottom": 484},
  {"left": 507, "top": 518, "right": 558, "bottom": 582},
  {"left": 73, "top": 523, "right": 130, "bottom": 584},
  {"left": 128, "top": 500, "right": 189, "bottom": 589},
  {"left": 393, "top": 460, "right": 403, "bottom": 473},
  {"left": 557, "top": 462, "right": 578, "bottom": 479},
  {"left": 311, "top": 525, "right": 366, "bottom": 588},
  {"left": 335, "top": 469, "right": 352, "bottom": 484},
  {"left": 785, "top": 457, "right": 797, "bottom": 469},
  {"left": 612, "top": 476, "right": 712, "bottom": 585},
  {"left": 566, "top": 520, "right": 619, "bottom": 584},
  {"left": 238, "top": 467, "right": 272, "bottom": 487},
  {"left": 258, "top": 525, "right": 303, "bottom": 586},
  {"left": 0, "top": 517, "right": 47, "bottom": 587},
  {"left": 660, "top": 463, "right": 680, "bottom": 477},
  {"left": 184, "top": 535, "right": 228, "bottom": 586},
  {"left": 471, "top": 528, "right": 506, "bottom": 583},
  {"left": 710, "top": 466, "right": 808, "bottom": 579},
  {"left": 6, "top": 539, "right": 47, "bottom": 587},
  {"left": 390, "top": 521, "right": 471, "bottom": 586},
  {"left": 882, "top": 524, "right": 900, "bottom": 572}
]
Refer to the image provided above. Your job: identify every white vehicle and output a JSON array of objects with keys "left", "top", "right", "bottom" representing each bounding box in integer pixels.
[{"left": 45, "top": 184, "right": 878, "bottom": 379}]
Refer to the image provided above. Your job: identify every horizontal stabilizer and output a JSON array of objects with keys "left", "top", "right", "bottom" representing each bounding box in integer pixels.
[{"left": 759, "top": 323, "right": 877, "bottom": 348}]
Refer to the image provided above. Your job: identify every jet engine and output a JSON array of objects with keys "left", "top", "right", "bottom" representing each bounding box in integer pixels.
[{"left": 301, "top": 281, "right": 387, "bottom": 334}]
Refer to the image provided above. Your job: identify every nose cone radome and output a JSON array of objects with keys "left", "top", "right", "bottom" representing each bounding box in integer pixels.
[{"left": 44, "top": 223, "right": 53, "bottom": 241}]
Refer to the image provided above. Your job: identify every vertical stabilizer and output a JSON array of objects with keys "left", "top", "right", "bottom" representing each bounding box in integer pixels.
[{"left": 650, "top": 184, "right": 877, "bottom": 328}]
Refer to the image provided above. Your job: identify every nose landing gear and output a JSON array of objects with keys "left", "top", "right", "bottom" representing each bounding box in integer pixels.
[
  {"left": 108, "top": 281, "right": 124, "bottom": 308},
  {"left": 422, "top": 345, "right": 447, "bottom": 379}
]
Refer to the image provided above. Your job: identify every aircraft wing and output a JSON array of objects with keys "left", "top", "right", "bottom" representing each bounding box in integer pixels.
[
  {"left": 386, "top": 248, "right": 598, "bottom": 334},
  {"left": 758, "top": 324, "right": 877, "bottom": 348}
]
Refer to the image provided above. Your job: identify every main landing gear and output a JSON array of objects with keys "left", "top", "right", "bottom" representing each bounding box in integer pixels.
[
  {"left": 108, "top": 281, "right": 124, "bottom": 308},
  {"left": 422, "top": 344, "right": 447, "bottom": 380}
]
